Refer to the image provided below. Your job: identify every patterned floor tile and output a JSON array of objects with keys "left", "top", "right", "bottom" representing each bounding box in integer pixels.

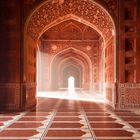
[
  {"left": 45, "top": 130, "right": 86, "bottom": 137},
  {"left": 8, "top": 122, "right": 45, "bottom": 128},
  {"left": 90, "top": 122, "right": 124, "bottom": 128},
  {"left": 93, "top": 129, "right": 134, "bottom": 137},
  {"left": 0, "top": 96, "right": 140, "bottom": 140},
  {"left": 50, "top": 123, "right": 84, "bottom": 128}
]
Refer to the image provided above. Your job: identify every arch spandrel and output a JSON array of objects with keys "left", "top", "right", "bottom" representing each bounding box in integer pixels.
[{"left": 26, "top": 0, "right": 114, "bottom": 41}]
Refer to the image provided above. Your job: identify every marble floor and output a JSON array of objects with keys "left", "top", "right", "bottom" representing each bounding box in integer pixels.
[{"left": 0, "top": 91, "right": 140, "bottom": 140}]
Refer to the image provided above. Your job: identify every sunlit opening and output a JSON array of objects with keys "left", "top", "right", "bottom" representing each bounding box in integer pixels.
[
  {"left": 37, "top": 91, "right": 105, "bottom": 103},
  {"left": 68, "top": 76, "right": 75, "bottom": 97},
  {"left": 68, "top": 76, "right": 75, "bottom": 90}
]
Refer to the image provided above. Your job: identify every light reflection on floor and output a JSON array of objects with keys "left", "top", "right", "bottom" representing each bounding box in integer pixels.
[
  {"left": 37, "top": 90, "right": 105, "bottom": 103},
  {"left": 1, "top": 92, "right": 140, "bottom": 139}
]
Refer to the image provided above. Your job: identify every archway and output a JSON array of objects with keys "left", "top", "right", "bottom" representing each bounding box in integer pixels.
[
  {"left": 24, "top": 0, "right": 116, "bottom": 108},
  {"left": 59, "top": 60, "right": 82, "bottom": 89},
  {"left": 62, "top": 65, "right": 81, "bottom": 89},
  {"left": 50, "top": 48, "right": 91, "bottom": 90}
]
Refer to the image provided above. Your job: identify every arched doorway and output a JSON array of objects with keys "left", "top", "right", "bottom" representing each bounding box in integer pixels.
[
  {"left": 62, "top": 65, "right": 81, "bottom": 89},
  {"left": 68, "top": 76, "right": 75, "bottom": 90},
  {"left": 24, "top": 0, "right": 116, "bottom": 108},
  {"left": 50, "top": 48, "right": 91, "bottom": 90}
]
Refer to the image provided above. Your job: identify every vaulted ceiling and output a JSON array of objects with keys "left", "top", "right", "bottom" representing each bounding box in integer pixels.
[{"left": 41, "top": 19, "right": 100, "bottom": 41}]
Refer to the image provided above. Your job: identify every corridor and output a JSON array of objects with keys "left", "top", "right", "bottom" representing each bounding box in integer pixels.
[
  {"left": 0, "top": 0, "right": 140, "bottom": 139},
  {"left": 0, "top": 91, "right": 140, "bottom": 140}
]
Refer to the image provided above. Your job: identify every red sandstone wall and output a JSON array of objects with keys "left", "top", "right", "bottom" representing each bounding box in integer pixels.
[
  {"left": 117, "top": 0, "right": 140, "bottom": 109},
  {"left": 23, "top": 35, "right": 36, "bottom": 109},
  {"left": 105, "top": 36, "right": 115, "bottom": 107},
  {"left": 0, "top": 0, "right": 22, "bottom": 110}
]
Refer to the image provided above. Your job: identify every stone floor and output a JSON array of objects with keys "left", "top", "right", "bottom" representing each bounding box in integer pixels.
[{"left": 0, "top": 91, "right": 140, "bottom": 140}]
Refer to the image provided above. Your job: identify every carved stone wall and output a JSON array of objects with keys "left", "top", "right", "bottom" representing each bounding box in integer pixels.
[
  {"left": 116, "top": 0, "right": 140, "bottom": 109},
  {"left": 42, "top": 41, "right": 99, "bottom": 61},
  {"left": 119, "top": 0, "right": 137, "bottom": 83},
  {"left": 118, "top": 84, "right": 140, "bottom": 109},
  {"left": 105, "top": 83, "right": 116, "bottom": 108},
  {"left": 25, "top": 35, "right": 36, "bottom": 83},
  {"left": 105, "top": 36, "right": 115, "bottom": 105},
  {"left": 0, "top": 83, "right": 20, "bottom": 110},
  {"left": 0, "top": 0, "right": 23, "bottom": 111},
  {"left": 23, "top": 0, "right": 118, "bottom": 22},
  {"left": 23, "top": 83, "right": 36, "bottom": 109}
]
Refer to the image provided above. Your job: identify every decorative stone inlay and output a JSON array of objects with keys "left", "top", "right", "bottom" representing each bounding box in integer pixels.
[
  {"left": 26, "top": 0, "right": 114, "bottom": 41},
  {"left": 86, "top": 46, "right": 92, "bottom": 51},
  {"left": 41, "top": 41, "right": 99, "bottom": 61},
  {"left": 51, "top": 45, "right": 58, "bottom": 51},
  {"left": 119, "top": 84, "right": 140, "bottom": 109}
]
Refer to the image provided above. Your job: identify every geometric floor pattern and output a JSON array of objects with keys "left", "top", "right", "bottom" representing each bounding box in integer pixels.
[{"left": 0, "top": 92, "right": 140, "bottom": 139}]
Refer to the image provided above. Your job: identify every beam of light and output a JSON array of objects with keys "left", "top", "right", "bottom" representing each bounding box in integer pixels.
[
  {"left": 36, "top": 49, "right": 44, "bottom": 92},
  {"left": 68, "top": 76, "right": 75, "bottom": 98},
  {"left": 37, "top": 91, "right": 105, "bottom": 103},
  {"left": 68, "top": 76, "right": 75, "bottom": 90}
]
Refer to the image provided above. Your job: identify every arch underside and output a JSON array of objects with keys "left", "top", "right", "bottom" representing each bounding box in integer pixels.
[{"left": 26, "top": 0, "right": 114, "bottom": 42}]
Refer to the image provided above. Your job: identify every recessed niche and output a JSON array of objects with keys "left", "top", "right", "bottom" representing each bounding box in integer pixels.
[
  {"left": 125, "top": 57, "right": 134, "bottom": 64},
  {"left": 125, "top": 25, "right": 135, "bottom": 32},
  {"left": 125, "top": 69, "right": 134, "bottom": 82},
  {"left": 125, "top": 7, "right": 135, "bottom": 20},
  {"left": 125, "top": 38, "right": 134, "bottom": 52}
]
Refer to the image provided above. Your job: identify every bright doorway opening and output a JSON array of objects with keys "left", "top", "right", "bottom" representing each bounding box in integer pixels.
[{"left": 68, "top": 76, "right": 75, "bottom": 90}]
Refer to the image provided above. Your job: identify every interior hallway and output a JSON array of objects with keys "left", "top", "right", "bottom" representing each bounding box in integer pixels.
[{"left": 0, "top": 91, "right": 140, "bottom": 140}]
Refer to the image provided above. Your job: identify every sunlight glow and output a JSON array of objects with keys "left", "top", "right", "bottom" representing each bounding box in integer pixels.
[
  {"left": 37, "top": 91, "right": 105, "bottom": 103},
  {"left": 68, "top": 76, "right": 75, "bottom": 98},
  {"left": 68, "top": 76, "right": 75, "bottom": 90}
]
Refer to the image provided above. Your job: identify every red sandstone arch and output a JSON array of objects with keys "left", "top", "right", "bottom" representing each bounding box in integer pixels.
[
  {"left": 24, "top": 0, "right": 116, "bottom": 108},
  {"left": 25, "top": 0, "right": 115, "bottom": 41},
  {"left": 50, "top": 48, "right": 92, "bottom": 90},
  {"left": 61, "top": 64, "right": 82, "bottom": 89},
  {"left": 58, "top": 58, "right": 83, "bottom": 89}
]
